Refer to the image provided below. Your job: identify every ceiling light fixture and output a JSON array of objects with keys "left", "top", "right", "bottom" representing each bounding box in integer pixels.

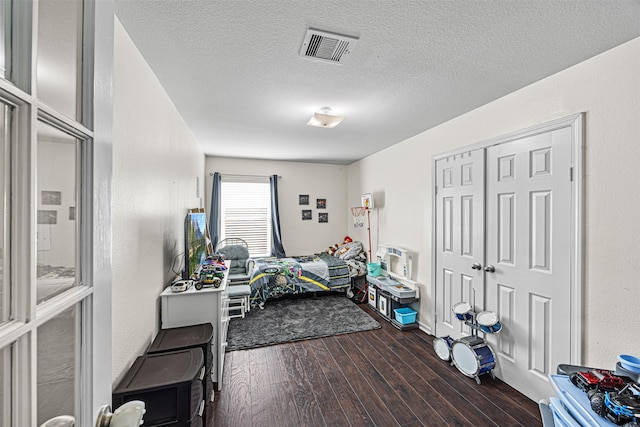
[{"left": 306, "top": 107, "right": 344, "bottom": 128}]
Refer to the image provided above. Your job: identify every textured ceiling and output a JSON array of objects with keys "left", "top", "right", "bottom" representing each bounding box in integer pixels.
[{"left": 114, "top": 1, "right": 640, "bottom": 165}]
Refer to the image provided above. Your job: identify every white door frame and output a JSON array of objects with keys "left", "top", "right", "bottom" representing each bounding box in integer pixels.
[
  {"left": 88, "top": 0, "right": 115, "bottom": 420},
  {"left": 431, "top": 113, "right": 584, "bottom": 366}
]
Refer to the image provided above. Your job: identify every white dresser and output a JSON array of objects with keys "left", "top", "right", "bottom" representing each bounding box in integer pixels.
[{"left": 160, "top": 268, "right": 230, "bottom": 390}]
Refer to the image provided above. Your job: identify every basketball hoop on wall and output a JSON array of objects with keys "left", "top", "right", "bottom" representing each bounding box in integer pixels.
[{"left": 351, "top": 192, "right": 375, "bottom": 262}]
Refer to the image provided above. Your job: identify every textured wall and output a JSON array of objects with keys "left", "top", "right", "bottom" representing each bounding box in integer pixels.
[
  {"left": 112, "top": 19, "right": 205, "bottom": 385},
  {"left": 205, "top": 157, "right": 348, "bottom": 256},
  {"left": 348, "top": 37, "right": 640, "bottom": 368}
]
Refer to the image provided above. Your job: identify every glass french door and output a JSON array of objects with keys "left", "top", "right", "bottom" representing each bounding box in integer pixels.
[{"left": 0, "top": 0, "right": 113, "bottom": 425}]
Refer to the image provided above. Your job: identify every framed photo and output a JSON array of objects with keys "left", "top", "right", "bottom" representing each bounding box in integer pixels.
[
  {"left": 37, "top": 210, "right": 57, "bottom": 225},
  {"left": 316, "top": 198, "right": 326, "bottom": 209},
  {"left": 318, "top": 212, "right": 328, "bottom": 223},
  {"left": 301, "top": 209, "right": 312, "bottom": 220},
  {"left": 69, "top": 206, "right": 76, "bottom": 220},
  {"left": 41, "top": 190, "right": 62, "bottom": 205},
  {"left": 299, "top": 194, "right": 309, "bottom": 205}
]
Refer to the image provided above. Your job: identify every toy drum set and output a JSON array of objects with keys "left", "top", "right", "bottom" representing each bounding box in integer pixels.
[{"left": 433, "top": 302, "right": 502, "bottom": 384}]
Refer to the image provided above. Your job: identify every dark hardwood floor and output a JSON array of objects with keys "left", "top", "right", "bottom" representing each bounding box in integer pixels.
[{"left": 208, "top": 304, "right": 542, "bottom": 427}]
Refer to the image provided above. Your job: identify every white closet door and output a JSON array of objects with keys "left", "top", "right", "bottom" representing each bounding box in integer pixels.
[
  {"left": 434, "top": 149, "right": 485, "bottom": 339},
  {"left": 484, "top": 126, "right": 573, "bottom": 402}
]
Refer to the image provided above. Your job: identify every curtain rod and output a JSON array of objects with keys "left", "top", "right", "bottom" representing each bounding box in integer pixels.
[{"left": 209, "top": 172, "right": 282, "bottom": 179}]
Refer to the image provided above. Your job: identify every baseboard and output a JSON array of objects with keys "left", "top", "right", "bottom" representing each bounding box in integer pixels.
[{"left": 418, "top": 320, "right": 431, "bottom": 336}]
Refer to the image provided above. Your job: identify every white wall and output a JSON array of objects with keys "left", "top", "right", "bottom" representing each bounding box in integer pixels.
[
  {"left": 112, "top": 19, "right": 205, "bottom": 384},
  {"left": 205, "top": 157, "right": 349, "bottom": 255},
  {"left": 348, "top": 37, "right": 640, "bottom": 367}
]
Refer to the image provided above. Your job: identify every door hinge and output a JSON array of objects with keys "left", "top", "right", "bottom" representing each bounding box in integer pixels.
[
  {"left": 569, "top": 167, "right": 573, "bottom": 181},
  {"left": 435, "top": 185, "right": 438, "bottom": 195}
]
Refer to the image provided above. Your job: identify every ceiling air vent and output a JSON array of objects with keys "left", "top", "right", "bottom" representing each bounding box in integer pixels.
[{"left": 299, "top": 28, "right": 358, "bottom": 64}]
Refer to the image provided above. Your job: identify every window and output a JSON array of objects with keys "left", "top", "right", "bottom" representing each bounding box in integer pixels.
[
  {"left": 37, "top": 305, "right": 78, "bottom": 424},
  {"left": 0, "top": 2, "right": 8, "bottom": 80},
  {"left": 37, "top": 0, "right": 83, "bottom": 120},
  {"left": 0, "top": 100, "right": 12, "bottom": 325},
  {"left": 220, "top": 179, "right": 271, "bottom": 257},
  {"left": 36, "top": 121, "right": 81, "bottom": 304},
  {"left": 0, "top": 345, "right": 11, "bottom": 425}
]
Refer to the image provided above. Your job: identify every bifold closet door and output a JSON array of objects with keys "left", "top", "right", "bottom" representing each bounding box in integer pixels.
[
  {"left": 484, "top": 126, "right": 573, "bottom": 402},
  {"left": 433, "top": 120, "right": 576, "bottom": 403},
  {"left": 434, "top": 149, "right": 485, "bottom": 340}
]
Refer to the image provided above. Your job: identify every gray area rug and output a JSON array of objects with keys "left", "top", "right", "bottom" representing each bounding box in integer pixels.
[{"left": 226, "top": 295, "right": 381, "bottom": 351}]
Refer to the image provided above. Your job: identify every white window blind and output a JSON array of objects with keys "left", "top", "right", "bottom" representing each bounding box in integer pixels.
[{"left": 220, "top": 180, "right": 272, "bottom": 257}]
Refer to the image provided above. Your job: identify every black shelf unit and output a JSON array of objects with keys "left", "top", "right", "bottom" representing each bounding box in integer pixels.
[{"left": 113, "top": 348, "right": 205, "bottom": 426}]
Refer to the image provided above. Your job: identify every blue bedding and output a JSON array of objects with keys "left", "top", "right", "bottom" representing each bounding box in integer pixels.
[{"left": 248, "top": 252, "right": 352, "bottom": 307}]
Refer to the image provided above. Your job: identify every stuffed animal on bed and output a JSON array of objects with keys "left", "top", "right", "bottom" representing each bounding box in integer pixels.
[
  {"left": 327, "top": 236, "right": 359, "bottom": 257},
  {"left": 326, "top": 243, "right": 340, "bottom": 256}
]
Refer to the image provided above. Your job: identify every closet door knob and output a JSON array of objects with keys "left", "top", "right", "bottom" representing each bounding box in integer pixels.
[
  {"left": 471, "top": 263, "right": 482, "bottom": 270},
  {"left": 484, "top": 265, "right": 496, "bottom": 273}
]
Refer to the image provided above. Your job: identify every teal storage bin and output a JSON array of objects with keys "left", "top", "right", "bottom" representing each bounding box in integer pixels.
[
  {"left": 367, "top": 262, "right": 381, "bottom": 276},
  {"left": 394, "top": 307, "right": 417, "bottom": 325}
]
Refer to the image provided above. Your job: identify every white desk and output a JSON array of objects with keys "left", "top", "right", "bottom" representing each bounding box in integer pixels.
[{"left": 160, "top": 266, "right": 230, "bottom": 390}]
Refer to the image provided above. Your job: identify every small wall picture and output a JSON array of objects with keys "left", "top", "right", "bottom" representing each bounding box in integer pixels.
[
  {"left": 69, "top": 206, "right": 76, "bottom": 220},
  {"left": 318, "top": 212, "right": 328, "bottom": 223},
  {"left": 316, "top": 198, "right": 326, "bottom": 209},
  {"left": 302, "top": 209, "right": 312, "bottom": 220},
  {"left": 37, "top": 210, "right": 57, "bottom": 225},
  {"left": 299, "top": 194, "right": 309, "bottom": 205},
  {"left": 41, "top": 190, "right": 62, "bottom": 205}
]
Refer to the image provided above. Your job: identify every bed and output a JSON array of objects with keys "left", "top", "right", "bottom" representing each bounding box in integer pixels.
[{"left": 247, "top": 241, "right": 367, "bottom": 308}]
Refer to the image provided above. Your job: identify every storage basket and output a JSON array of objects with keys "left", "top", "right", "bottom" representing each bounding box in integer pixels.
[
  {"left": 618, "top": 354, "right": 640, "bottom": 373},
  {"left": 367, "top": 262, "right": 381, "bottom": 276},
  {"left": 394, "top": 307, "right": 417, "bottom": 325}
]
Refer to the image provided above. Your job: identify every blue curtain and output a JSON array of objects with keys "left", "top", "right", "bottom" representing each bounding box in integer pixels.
[
  {"left": 209, "top": 172, "right": 221, "bottom": 250},
  {"left": 270, "top": 175, "right": 286, "bottom": 257}
]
